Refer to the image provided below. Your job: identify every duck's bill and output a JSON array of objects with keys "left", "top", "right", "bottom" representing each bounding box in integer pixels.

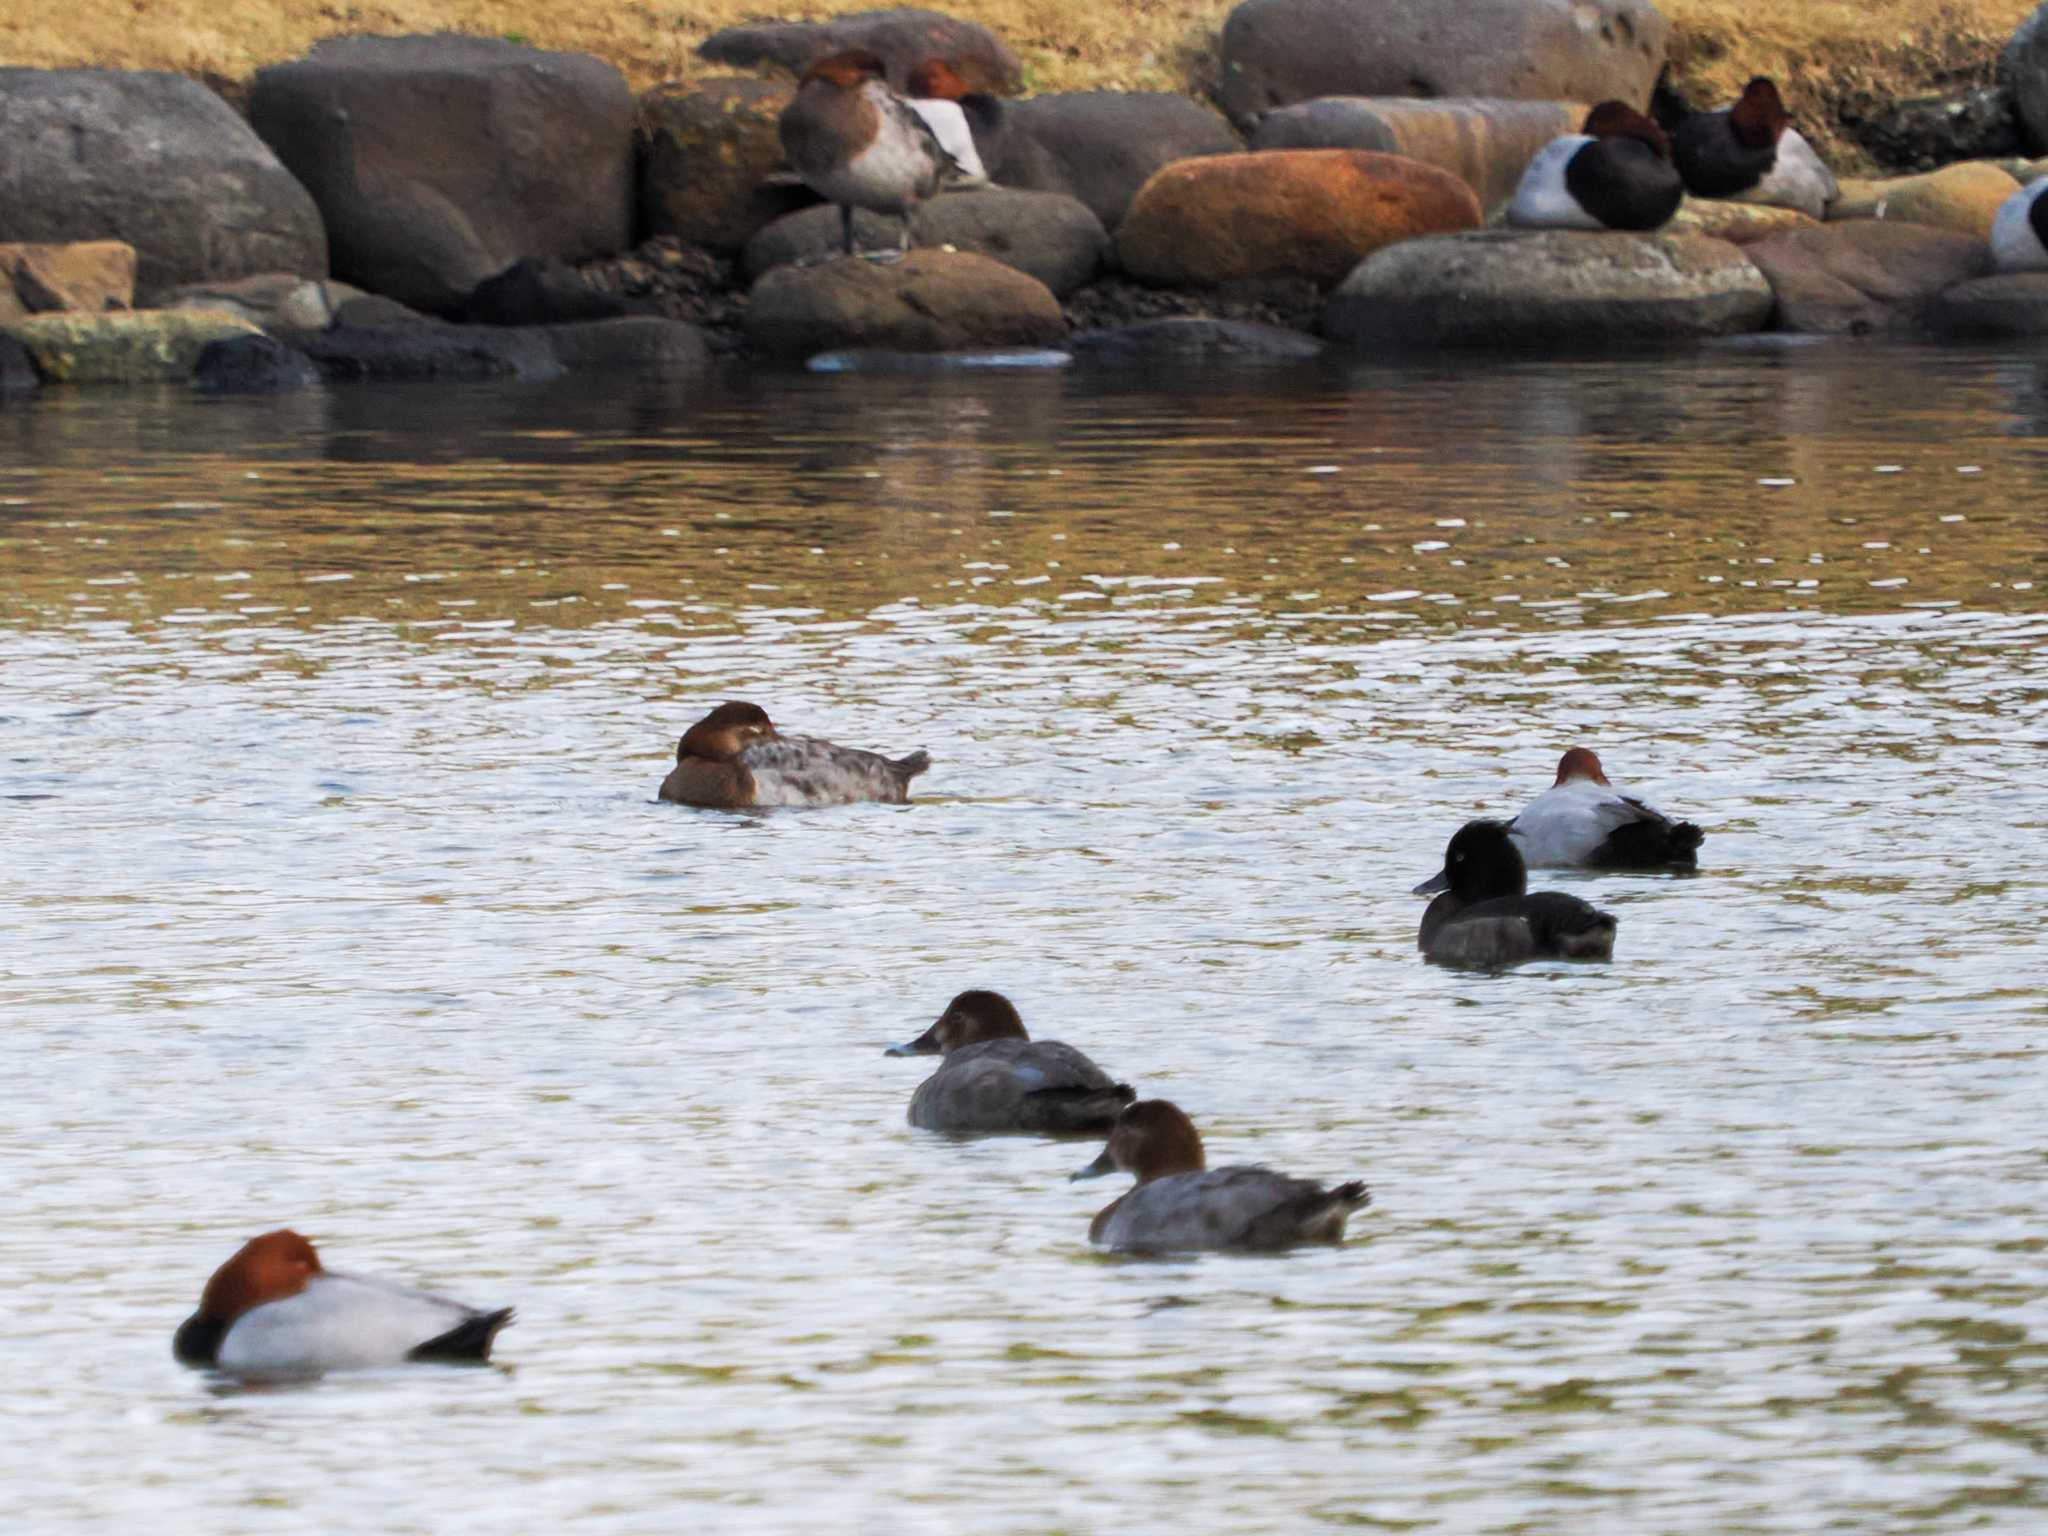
[
  {"left": 1412, "top": 868, "right": 1449, "bottom": 896},
  {"left": 1069, "top": 1144, "right": 1118, "bottom": 1182},
  {"left": 883, "top": 1023, "right": 942, "bottom": 1057}
]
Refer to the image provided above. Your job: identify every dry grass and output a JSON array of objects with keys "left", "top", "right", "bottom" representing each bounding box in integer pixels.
[{"left": 0, "top": 0, "right": 2033, "bottom": 150}]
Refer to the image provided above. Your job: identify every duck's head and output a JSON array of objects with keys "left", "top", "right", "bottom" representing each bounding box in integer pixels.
[
  {"left": 1071, "top": 1100, "right": 1206, "bottom": 1184},
  {"left": 906, "top": 59, "right": 970, "bottom": 101},
  {"left": 1554, "top": 746, "right": 1611, "bottom": 786},
  {"left": 174, "top": 1229, "right": 323, "bottom": 1366},
  {"left": 1729, "top": 77, "right": 1791, "bottom": 150},
  {"left": 1412, "top": 818, "right": 1529, "bottom": 902},
  {"left": 802, "top": 49, "right": 889, "bottom": 92},
  {"left": 1581, "top": 101, "right": 1671, "bottom": 159},
  {"left": 678, "top": 701, "right": 776, "bottom": 763},
  {"left": 886, "top": 988, "right": 1027, "bottom": 1056}
]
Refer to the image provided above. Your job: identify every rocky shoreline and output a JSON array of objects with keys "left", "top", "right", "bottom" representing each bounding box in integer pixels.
[{"left": 8, "top": 3, "right": 2048, "bottom": 395}]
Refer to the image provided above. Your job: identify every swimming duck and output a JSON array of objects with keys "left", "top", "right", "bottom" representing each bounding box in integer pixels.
[
  {"left": 1413, "top": 820, "right": 1617, "bottom": 967},
  {"left": 1991, "top": 176, "right": 2048, "bottom": 272},
  {"left": 1670, "top": 77, "right": 1837, "bottom": 220},
  {"left": 173, "top": 1229, "right": 513, "bottom": 1377},
  {"left": 885, "top": 988, "right": 1133, "bottom": 1133},
  {"left": 1506, "top": 747, "right": 1705, "bottom": 870},
  {"left": 658, "top": 701, "right": 929, "bottom": 808},
  {"left": 779, "top": 48, "right": 959, "bottom": 258},
  {"left": 1507, "top": 101, "right": 1684, "bottom": 232},
  {"left": 905, "top": 59, "right": 998, "bottom": 186},
  {"left": 1070, "top": 1100, "right": 1371, "bottom": 1253}
]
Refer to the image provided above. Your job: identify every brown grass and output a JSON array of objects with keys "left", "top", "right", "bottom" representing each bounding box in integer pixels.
[{"left": 0, "top": 0, "right": 2033, "bottom": 156}]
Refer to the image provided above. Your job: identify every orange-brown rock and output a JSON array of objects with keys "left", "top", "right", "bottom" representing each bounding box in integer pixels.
[
  {"left": 638, "top": 78, "right": 802, "bottom": 254},
  {"left": 1116, "top": 150, "right": 1481, "bottom": 288},
  {"left": 0, "top": 241, "right": 137, "bottom": 324}
]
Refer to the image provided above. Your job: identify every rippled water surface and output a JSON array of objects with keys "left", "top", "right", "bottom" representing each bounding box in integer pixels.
[{"left": 4, "top": 344, "right": 2046, "bottom": 1533}]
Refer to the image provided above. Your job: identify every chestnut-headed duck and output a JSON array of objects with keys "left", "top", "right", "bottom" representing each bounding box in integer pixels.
[
  {"left": 1413, "top": 820, "right": 1617, "bottom": 967},
  {"left": 1507, "top": 101, "right": 1684, "bottom": 233},
  {"left": 905, "top": 59, "right": 997, "bottom": 186},
  {"left": 658, "top": 701, "right": 929, "bottom": 808},
  {"left": 1670, "top": 77, "right": 1837, "bottom": 220},
  {"left": 173, "top": 1230, "right": 513, "bottom": 1378},
  {"left": 1070, "top": 1100, "right": 1371, "bottom": 1253},
  {"left": 1991, "top": 176, "right": 2048, "bottom": 272},
  {"left": 779, "top": 49, "right": 959, "bottom": 258},
  {"left": 1506, "top": 747, "right": 1704, "bottom": 870},
  {"left": 885, "top": 988, "right": 1133, "bottom": 1134}
]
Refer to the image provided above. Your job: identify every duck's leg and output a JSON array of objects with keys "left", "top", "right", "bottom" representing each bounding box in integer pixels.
[
  {"left": 840, "top": 202, "right": 858, "bottom": 258},
  {"left": 861, "top": 212, "right": 912, "bottom": 264}
]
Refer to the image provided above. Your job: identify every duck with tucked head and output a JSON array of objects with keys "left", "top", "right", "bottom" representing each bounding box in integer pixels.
[
  {"left": 1070, "top": 1100, "right": 1371, "bottom": 1253},
  {"left": 885, "top": 988, "right": 1133, "bottom": 1134},
  {"left": 1507, "top": 101, "right": 1684, "bottom": 232},
  {"left": 1991, "top": 176, "right": 2048, "bottom": 272},
  {"left": 1507, "top": 747, "right": 1704, "bottom": 870},
  {"left": 1669, "top": 77, "right": 1837, "bottom": 220},
  {"left": 659, "top": 701, "right": 929, "bottom": 808},
  {"left": 779, "top": 49, "right": 959, "bottom": 259},
  {"left": 1414, "top": 820, "right": 1618, "bottom": 967},
  {"left": 905, "top": 59, "right": 999, "bottom": 186},
  {"left": 173, "top": 1230, "right": 513, "bottom": 1378}
]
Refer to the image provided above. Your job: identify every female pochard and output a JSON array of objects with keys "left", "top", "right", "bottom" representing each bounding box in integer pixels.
[
  {"left": 1070, "top": 1100, "right": 1371, "bottom": 1253},
  {"left": 1507, "top": 747, "right": 1704, "bottom": 869},
  {"left": 1414, "top": 820, "right": 1618, "bottom": 967},
  {"left": 886, "top": 989, "right": 1133, "bottom": 1133},
  {"left": 778, "top": 49, "right": 960, "bottom": 258},
  {"left": 659, "top": 701, "right": 929, "bottom": 808}
]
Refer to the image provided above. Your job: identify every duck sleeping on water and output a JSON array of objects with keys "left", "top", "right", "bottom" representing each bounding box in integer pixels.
[
  {"left": 1414, "top": 819, "right": 1618, "bottom": 967},
  {"left": 1508, "top": 747, "right": 1704, "bottom": 870},
  {"left": 779, "top": 48, "right": 962, "bottom": 259},
  {"left": 886, "top": 989, "right": 1133, "bottom": 1134},
  {"left": 658, "top": 701, "right": 929, "bottom": 808}
]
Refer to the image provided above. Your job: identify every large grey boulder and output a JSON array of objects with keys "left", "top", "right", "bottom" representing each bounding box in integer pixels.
[
  {"left": 745, "top": 249, "right": 1066, "bottom": 361},
  {"left": 1744, "top": 221, "right": 1992, "bottom": 335},
  {"left": 983, "top": 93, "right": 1241, "bottom": 230},
  {"left": 699, "top": 8, "right": 1022, "bottom": 93},
  {"left": 1250, "top": 97, "right": 1584, "bottom": 209},
  {"left": 0, "top": 69, "right": 327, "bottom": 301},
  {"left": 1929, "top": 272, "right": 2048, "bottom": 337},
  {"left": 1218, "top": 0, "right": 1668, "bottom": 129},
  {"left": 2002, "top": 7, "right": 2048, "bottom": 151},
  {"left": 1323, "top": 229, "right": 1771, "bottom": 347},
  {"left": 638, "top": 78, "right": 802, "bottom": 254},
  {"left": 248, "top": 35, "right": 634, "bottom": 315}
]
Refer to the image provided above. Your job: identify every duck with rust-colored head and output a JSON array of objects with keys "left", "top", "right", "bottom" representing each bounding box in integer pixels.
[
  {"left": 1507, "top": 101, "right": 1684, "bottom": 232},
  {"left": 173, "top": 1229, "right": 513, "bottom": 1378},
  {"left": 1670, "top": 77, "right": 1837, "bottom": 220},
  {"left": 779, "top": 48, "right": 960, "bottom": 258},
  {"left": 1414, "top": 819, "right": 1618, "bottom": 967},
  {"left": 904, "top": 59, "right": 1000, "bottom": 186},
  {"left": 1992, "top": 176, "right": 2048, "bottom": 272},
  {"left": 1070, "top": 1100, "right": 1371, "bottom": 1253},
  {"left": 659, "top": 701, "right": 929, "bottom": 808},
  {"left": 886, "top": 989, "right": 1133, "bottom": 1134},
  {"left": 1507, "top": 747, "right": 1704, "bottom": 870}
]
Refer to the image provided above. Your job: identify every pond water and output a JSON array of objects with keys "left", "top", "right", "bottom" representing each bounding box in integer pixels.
[{"left": 3, "top": 343, "right": 2045, "bottom": 1534}]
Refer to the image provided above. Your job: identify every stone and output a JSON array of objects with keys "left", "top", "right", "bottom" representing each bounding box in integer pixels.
[
  {"left": 1827, "top": 162, "right": 2021, "bottom": 241},
  {"left": 638, "top": 78, "right": 801, "bottom": 254},
  {"left": 164, "top": 273, "right": 365, "bottom": 331},
  {"left": 1745, "top": 220, "right": 1993, "bottom": 334},
  {"left": 191, "top": 333, "right": 322, "bottom": 392},
  {"left": 1251, "top": 97, "right": 1585, "bottom": 209},
  {"left": 0, "top": 333, "right": 37, "bottom": 395},
  {"left": 1927, "top": 272, "right": 2048, "bottom": 337},
  {"left": 2002, "top": 6, "right": 2048, "bottom": 152},
  {"left": 1663, "top": 198, "right": 1816, "bottom": 244},
  {"left": 0, "top": 241, "right": 136, "bottom": 317},
  {"left": 1323, "top": 229, "right": 1772, "bottom": 347},
  {"left": 458, "top": 256, "right": 653, "bottom": 325},
  {"left": 7, "top": 309, "right": 266, "bottom": 383},
  {"left": 743, "top": 188, "right": 1109, "bottom": 297},
  {"left": 0, "top": 69, "right": 327, "bottom": 301},
  {"left": 1070, "top": 316, "right": 1326, "bottom": 361},
  {"left": 981, "top": 92, "right": 1242, "bottom": 230},
  {"left": 1217, "top": 0, "right": 1669, "bottom": 129},
  {"left": 698, "top": 8, "right": 1021, "bottom": 94},
  {"left": 539, "top": 316, "right": 712, "bottom": 372},
  {"left": 278, "top": 311, "right": 710, "bottom": 382},
  {"left": 248, "top": 35, "right": 634, "bottom": 315},
  {"left": 1117, "top": 150, "right": 1482, "bottom": 288},
  {"left": 1844, "top": 86, "right": 2023, "bottom": 172},
  {"left": 745, "top": 249, "right": 1066, "bottom": 361}
]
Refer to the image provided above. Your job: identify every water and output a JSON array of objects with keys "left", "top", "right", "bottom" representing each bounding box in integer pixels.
[{"left": 3, "top": 343, "right": 2045, "bottom": 1533}]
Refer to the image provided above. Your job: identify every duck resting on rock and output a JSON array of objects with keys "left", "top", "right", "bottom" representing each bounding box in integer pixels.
[{"left": 1507, "top": 100, "right": 1685, "bottom": 233}]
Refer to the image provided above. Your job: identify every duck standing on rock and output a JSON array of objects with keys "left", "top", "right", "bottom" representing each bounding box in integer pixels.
[
  {"left": 1991, "top": 176, "right": 2048, "bottom": 271},
  {"left": 1669, "top": 77, "right": 1838, "bottom": 221},
  {"left": 1507, "top": 101, "right": 1685, "bottom": 232},
  {"left": 905, "top": 59, "right": 998, "bottom": 187},
  {"left": 1413, "top": 820, "right": 1618, "bottom": 967},
  {"left": 779, "top": 48, "right": 960, "bottom": 259},
  {"left": 658, "top": 701, "right": 929, "bottom": 808}
]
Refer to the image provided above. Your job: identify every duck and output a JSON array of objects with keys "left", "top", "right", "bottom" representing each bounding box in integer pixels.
[
  {"left": 1669, "top": 77, "right": 1837, "bottom": 220},
  {"left": 905, "top": 59, "right": 998, "bottom": 186},
  {"left": 885, "top": 988, "right": 1133, "bottom": 1133},
  {"left": 1070, "top": 1100, "right": 1371, "bottom": 1254},
  {"left": 173, "top": 1229, "right": 513, "bottom": 1378},
  {"left": 1991, "top": 176, "right": 2048, "bottom": 272},
  {"left": 1506, "top": 747, "right": 1705, "bottom": 870},
  {"left": 1506, "top": 101, "right": 1685, "bottom": 232},
  {"left": 779, "top": 48, "right": 959, "bottom": 258},
  {"left": 658, "top": 701, "right": 929, "bottom": 808},
  {"left": 1413, "top": 820, "right": 1618, "bottom": 967}
]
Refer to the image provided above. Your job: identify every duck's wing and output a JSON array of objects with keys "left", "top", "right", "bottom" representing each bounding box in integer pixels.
[
  {"left": 216, "top": 1273, "right": 501, "bottom": 1376},
  {"left": 741, "top": 734, "right": 928, "bottom": 806},
  {"left": 881, "top": 86, "right": 963, "bottom": 180},
  {"left": 909, "top": 98, "right": 987, "bottom": 183},
  {"left": 1099, "top": 1168, "right": 1368, "bottom": 1252}
]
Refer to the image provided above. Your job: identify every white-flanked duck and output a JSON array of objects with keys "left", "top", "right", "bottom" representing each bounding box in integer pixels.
[
  {"left": 1507, "top": 747, "right": 1705, "bottom": 870},
  {"left": 885, "top": 989, "right": 1133, "bottom": 1134},
  {"left": 1070, "top": 1100, "right": 1371, "bottom": 1254},
  {"left": 658, "top": 701, "right": 929, "bottom": 808},
  {"left": 905, "top": 59, "right": 997, "bottom": 186},
  {"left": 1414, "top": 820, "right": 1617, "bottom": 967},
  {"left": 779, "top": 48, "right": 959, "bottom": 258},
  {"left": 1991, "top": 176, "right": 2048, "bottom": 272},
  {"left": 173, "top": 1230, "right": 513, "bottom": 1378},
  {"left": 1507, "top": 101, "right": 1684, "bottom": 232},
  {"left": 1670, "top": 77, "right": 1837, "bottom": 220}
]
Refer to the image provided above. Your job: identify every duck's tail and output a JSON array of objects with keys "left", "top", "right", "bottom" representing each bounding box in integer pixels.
[
  {"left": 1595, "top": 817, "right": 1703, "bottom": 869},
  {"left": 408, "top": 1306, "right": 515, "bottom": 1363},
  {"left": 891, "top": 749, "right": 931, "bottom": 782}
]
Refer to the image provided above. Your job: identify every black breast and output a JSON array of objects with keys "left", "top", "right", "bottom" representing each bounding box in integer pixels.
[
  {"left": 1564, "top": 139, "right": 1684, "bottom": 231},
  {"left": 1672, "top": 115, "right": 1774, "bottom": 198}
]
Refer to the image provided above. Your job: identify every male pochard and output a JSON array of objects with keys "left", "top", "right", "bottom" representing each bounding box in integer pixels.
[
  {"left": 1507, "top": 101, "right": 1684, "bottom": 232},
  {"left": 658, "top": 701, "right": 930, "bottom": 808},
  {"left": 1670, "top": 78, "right": 1837, "bottom": 220},
  {"left": 1414, "top": 820, "right": 1618, "bottom": 967},
  {"left": 1991, "top": 176, "right": 2048, "bottom": 272},
  {"left": 173, "top": 1230, "right": 513, "bottom": 1378},
  {"left": 886, "top": 988, "right": 1133, "bottom": 1133},
  {"left": 779, "top": 49, "right": 959, "bottom": 258},
  {"left": 1507, "top": 747, "right": 1704, "bottom": 869},
  {"left": 1070, "top": 1100, "right": 1371, "bottom": 1253},
  {"left": 905, "top": 59, "right": 997, "bottom": 186}
]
